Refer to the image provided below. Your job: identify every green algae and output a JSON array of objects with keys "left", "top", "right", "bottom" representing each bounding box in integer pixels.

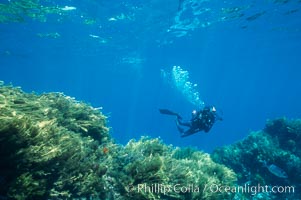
[
  {"left": 0, "top": 0, "right": 72, "bottom": 23},
  {"left": 0, "top": 83, "right": 111, "bottom": 199},
  {"left": 0, "top": 82, "right": 237, "bottom": 199},
  {"left": 106, "top": 137, "right": 237, "bottom": 200}
]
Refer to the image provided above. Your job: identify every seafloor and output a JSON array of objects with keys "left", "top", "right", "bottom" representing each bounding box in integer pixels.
[{"left": 0, "top": 82, "right": 300, "bottom": 200}]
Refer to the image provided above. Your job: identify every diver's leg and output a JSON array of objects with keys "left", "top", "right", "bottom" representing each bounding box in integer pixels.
[
  {"left": 175, "top": 120, "right": 185, "bottom": 133},
  {"left": 181, "top": 129, "right": 197, "bottom": 137},
  {"left": 177, "top": 125, "right": 185, "bottom": 134},
  {"left": 177, "top": 118, "right": 192, "bottom": 127}
]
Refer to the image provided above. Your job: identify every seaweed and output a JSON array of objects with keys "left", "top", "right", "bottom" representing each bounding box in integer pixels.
[
  {"left": 106, "top": 137, "right": 237, "bottom": 200},
  {"left": 0, "top": 82, "right": 237, "bottom": 199},
  {"left": 0, "top": 83, "right": 111, "bottom": 199}
]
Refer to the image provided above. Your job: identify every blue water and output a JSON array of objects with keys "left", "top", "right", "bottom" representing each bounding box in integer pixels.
[{"left": 1, "top": 0, "right": 301, "bottom": 152}]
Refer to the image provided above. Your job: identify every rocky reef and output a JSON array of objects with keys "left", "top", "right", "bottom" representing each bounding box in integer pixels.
[
  {"left": 212, "top": 118, "right": 301, "bottom": 199},
  {"left": 0, "top": 81, "right": 111, "bottom": 199},
  {"left": 106, "top": 137, "right": 237, "bottom": 200},
  {"left": 0, "top": 82, "right": 237, "bottom": 200}
]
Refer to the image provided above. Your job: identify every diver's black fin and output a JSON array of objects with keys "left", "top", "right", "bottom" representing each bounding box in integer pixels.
[
  {"left": 159, "top": 109, "right": 177, "bottom": 115},
  {"left": 178, "top": 0, "right": 185, "bottom": 11},
  {"left": 159, "top": 109, "right": 182, "bottom": 119}
]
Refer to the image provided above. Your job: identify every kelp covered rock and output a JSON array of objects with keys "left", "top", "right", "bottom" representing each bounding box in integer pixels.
[
  {"left": 211, "top": 118, "right": 301, "bottom": 199},
  {"left": 0, "top": 82, "right": 111, "bottom": 199},
  {"left": 0, "top": 82, "right": 237, "bottom": 199},
  {"left": 106, "top": 137, "right": 237, "bottom": 200}
]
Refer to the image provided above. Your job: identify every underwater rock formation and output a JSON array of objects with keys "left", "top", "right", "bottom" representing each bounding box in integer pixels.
[
  {"left": 107, "top": 137, "right": 237, "bottom": 200},
  {"left": 0, "top": 82, "right": 236, "bottom": 200},
  {"left": 0, "top": 81, "right": 111, "bottom": 199},
  {"left": 212, "top": 118, "right": 301, "bottom": 199}
]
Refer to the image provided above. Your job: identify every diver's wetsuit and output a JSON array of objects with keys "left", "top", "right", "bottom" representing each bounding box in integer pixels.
[{"left": 177, "top": 106, "right": 219, "bottom": 137}]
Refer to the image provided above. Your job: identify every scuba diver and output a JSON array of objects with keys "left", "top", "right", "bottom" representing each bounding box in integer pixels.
[{"left": 159, "top": 105, "right": 222, "bottom": 137}]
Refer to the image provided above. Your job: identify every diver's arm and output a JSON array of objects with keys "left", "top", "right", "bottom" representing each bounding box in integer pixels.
[{"left": 215, "top": 113, "right": 223, "bottom": 121}]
